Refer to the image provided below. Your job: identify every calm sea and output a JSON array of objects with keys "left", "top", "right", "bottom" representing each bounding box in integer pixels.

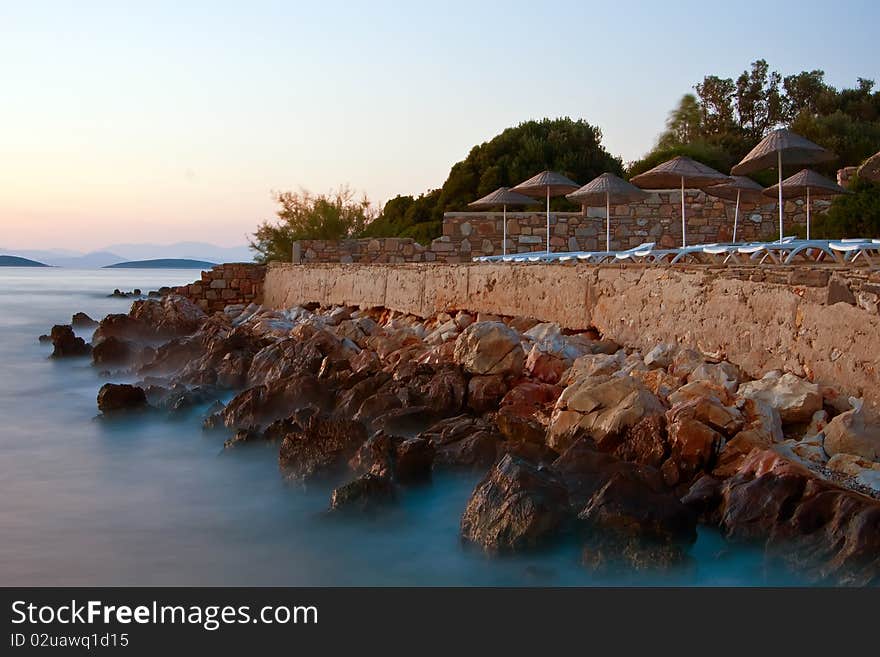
[{"left": 0, "top": 268, "right": 802, "bottom": 585}]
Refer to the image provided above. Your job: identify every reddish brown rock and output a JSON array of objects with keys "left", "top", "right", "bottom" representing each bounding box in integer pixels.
[
  {"left": 49, "top": 325, "right": 91, "bottom": 358},
  {"left": 279, "top": 412, "right": 368, "bottom": 481},
  {"left": 97, "top": 383, "right": 148, "bottom": 414},
  {"left": 467, "top": 374, "right": 509, "bottom": 414},
  {"left": 453, "top": 321, "right": 524, "bottom": 378},
  {"left": 460, "top": 454, "right": 570, "bottom": 553}
]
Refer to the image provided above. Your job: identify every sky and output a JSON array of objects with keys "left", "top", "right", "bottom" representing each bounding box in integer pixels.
[{"left": 1, "top": 0, "right": 878, "bottom": 251}]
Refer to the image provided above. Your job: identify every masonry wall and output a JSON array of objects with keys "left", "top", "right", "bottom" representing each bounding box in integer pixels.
[
  {"left": 263, "top": 262, "right": 880, "bottom": 414},
  {"left": 174, "top": 263, "right": 266, "bottom": 312},
  {"left": 289, "top": 189, "right": 829, "bottom": 264},
  {"left": 439, "top": 189, "right": 830, "bottom": 259}
]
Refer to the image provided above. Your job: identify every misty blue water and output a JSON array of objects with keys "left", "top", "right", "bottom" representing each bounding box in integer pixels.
[{"left": 0, "top": 268, "right": 803, "bottom": 586}]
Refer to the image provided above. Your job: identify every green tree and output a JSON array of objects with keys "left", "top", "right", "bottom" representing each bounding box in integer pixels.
[
  {"left": 658, "top": 94, "right": 703, "bottom": 148},
  {"left": 735, "top": 59, "right": 785, "bottom": 141},
  {"left": 363, "top": 117, "right": 623, "bottom": 241},
  {"left": 810, "top": 176, "right": 880, "bottom": 238},
  {"left": 249, "top": 187, "right": 377, "bottom": 262}
]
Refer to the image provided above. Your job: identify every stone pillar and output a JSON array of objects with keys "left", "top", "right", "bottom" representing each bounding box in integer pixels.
[{"left": 292, "top": 241, "right": 302, "bottom": 264}]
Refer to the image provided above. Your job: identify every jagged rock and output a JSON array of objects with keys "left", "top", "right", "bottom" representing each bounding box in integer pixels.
[
  {"left": 643, "top": 343, "right": 677, "bottom": 369},
  {"left": 717, "top": 449, "right": 880, "bottom": 585},
  {"left": 96, "top": 383, "right": 147, "bottom": 413},
  {"left": 349, "top": 431, "right": 397, "bottom": 478},
  {"left": 681, "top": 475, "right": 724, "bottom": 524},
  {"left": 561, "top": 352, "right": 624, "bottom": 384},
  {"left": 738, "top": 371, "right": 822, "bottom": 424},
  {"left": 128, "top": 294, "right": 206, "bottom": 338},
  {"left": 578, "top": 468, "right": 697, "bottom": 545},
  {"left": 329, "top": 473, "right": 394, "bottom": 512},
  {"left": 223, "top": 428, "right": 265, "bottom": 449},
  {"left": 547, "top": 375, "right": 664, "bottom": 453},
  {"left": 71, "top": 312, "right": 98, "bottom": 328},
  {"left": 421, "top": 415, "right": 504, "bottom": 468},
  {"left": 395, "top": 438, "right": 434, "bottom": 482},
  {"left": 826, "top": 454, "right": 880, "bottom": 491},
  {"left": 687, "top": 361, "right": 742, "bottom": 394},
  {"left": 453, "top": 321, "right": 524, "bottom": 378},
  {"left": 460, "top": 454, "right": 569, "bottom": 553},
  {"left": 823, "top": 399, "right": 880, "bottom": 461},
  {"left": 92, "top": 336, "right": 134, "bottom": 366},
  {"left": 467, "top": 374, "right": 508, "bottom": 414},
  {"left": 49, "top": 325, "right": 90, "bottom": 358},
  {"left": 669, "top": 348, "right": 704, "bottom": 379},
  {"left": 667, "top": 395, "right": 743, "bottom": 436},
  {"left": 279, "top": 412, "right": 368, "bottom": 480},
  {"left": 222, "top": 374, "right": 326, "bottom": 430},
  {"left": 663, "top": 415, "right": 724, "bottom": 486}
]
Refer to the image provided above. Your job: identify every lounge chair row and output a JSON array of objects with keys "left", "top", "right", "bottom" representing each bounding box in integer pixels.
[{"left": 472, "top": 238, "right": 880, "bottom": 267}]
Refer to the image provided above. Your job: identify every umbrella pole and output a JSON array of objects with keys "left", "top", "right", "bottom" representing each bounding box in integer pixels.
[
  {"left": 606, "top": 191, "right": 611, "bottom": 252},
  {"left": 546, "top": 186, "right": 550, "bottom": 255},
  {"left": 502, "top": 204, "right": 507, "bottom": 257},
  {"left": 733, "top": 189, "right": 740, "bottom": 244},
  {"left": 777, "top": 151, "right": 783, "bottom": 242},
  {"left": 806, "top": 187, "right": 811, "bottom": 240},
  {"left": 681, "top": 176, "right": 686, "bottom": 248}
]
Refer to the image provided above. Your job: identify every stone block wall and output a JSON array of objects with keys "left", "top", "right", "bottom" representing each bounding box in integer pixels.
[
  {"left": 174, "top": 263, "right": 266, "bottom": 313},
  {"left": 439, "top": 189, "right": 831, "bottom": 259},
  {"left": 292, "top": 238, "right": 429, "bottom": 264}
]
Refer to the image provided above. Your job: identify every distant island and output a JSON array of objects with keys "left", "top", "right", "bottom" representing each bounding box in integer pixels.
[
  {"left": 103, "top": 258, "right": 216, "bottom": 269},
  {"left": 0, "top": 255, "right": 50, "bottom": 267}
]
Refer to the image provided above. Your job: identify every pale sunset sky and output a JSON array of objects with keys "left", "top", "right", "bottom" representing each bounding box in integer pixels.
[{"left": 1, "top": 0, "right": 877, "bottom": 250}]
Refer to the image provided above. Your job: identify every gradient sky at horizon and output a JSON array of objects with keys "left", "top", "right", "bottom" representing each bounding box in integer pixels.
[{"left": 1, "top": 0, "right": 877, "bottom": 250}]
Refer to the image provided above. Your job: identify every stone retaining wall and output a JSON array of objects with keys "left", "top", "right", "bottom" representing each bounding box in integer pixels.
[
  {"left": 174, "top": 263, "right": 266, "bottom": 313},
  {"left": 289, "top": 189, "right": 830, "bottom": 264},
  {"left": 440, "top": 189, "right": 830, "bottom": 259},
  {"left": 263, "top": 262, "right": 880, "bottom": 414}
]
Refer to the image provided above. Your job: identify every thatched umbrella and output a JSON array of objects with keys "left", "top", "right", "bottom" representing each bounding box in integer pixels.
[
  {"left": 762, "top": 169, "right": 849, "bottom": 239},
  {"left": 566, "top": 173, "right": 648, "bottom": 251},
  {"left": 731, "top": 128, "right": 835, "bottom": 241},
  {"left": 510, "top": 170, "right": 580, "bottom": 254},
  {"left": 858, "top": 151, "right": 880, "bottom": 183},
  {"left": 704, "top": 176, "right": 765, "bottom": 243},
  {"left": 468, "top": 187, "right": 540, "bottom": 256},
  {"left": 630, "top": 156, "right": 731, "bottom": 247}
]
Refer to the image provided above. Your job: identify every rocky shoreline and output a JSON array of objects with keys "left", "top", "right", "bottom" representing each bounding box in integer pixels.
[{"left": 44, "top": 293, "right": 880, "bottom": 585}]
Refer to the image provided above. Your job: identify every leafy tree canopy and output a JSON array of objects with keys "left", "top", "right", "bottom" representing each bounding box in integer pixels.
[
  {"left": 631, "top": 59, "right": 880, "bottom": 178},
  {"left": 249, "top": 187, "right": 377, "bottom": 263}
]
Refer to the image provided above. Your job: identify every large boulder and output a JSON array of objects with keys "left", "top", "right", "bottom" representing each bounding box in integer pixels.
[
  {"left": 460, "top": 454, "right": 570, "bottom": 553},
  {"left": 128, "top": 294, "right": 206, "bottom": 338},
  {"left": 222, "top": 374, "right": 326, "bottom": 430},
  {"left": 717, "top": 448, "right": 880, "bottom": 585},
  {"left": 823, "top": 399, "right": 880, "bottom": 462},
  {"left": 97, "top": 383, "right": 148, "bottom": 414},
  {"left": 49, "top": 325, "right": 90, "bottom": 358},
  {"left": 329, "top": 473, "right": 394, "bottom": 512},
  {"left": 467, "top": 374, "right": 509, "bottom": 414},
  {"left": 738, "top": 372, "right": 822, "bottom": 424},
  {"left": 92, "top": 336, "right": 135, "bottom": 366},
  {"left": 71, "top": 312, "right": 98, "bottom": 329},
  {"left": 547, "top": 375, "right": 664, "bottom": 453},
  {"left": 279, "top": 412, "right": 368, "bottom": 480},
  {"left": 453, "top": 321, "right": 524, "bottom": 378},
  {"left": 419, "top": 415, "right": 503, "bottom": 468}
]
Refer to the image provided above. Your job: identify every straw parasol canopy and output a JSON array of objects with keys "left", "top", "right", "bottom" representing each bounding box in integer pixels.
[
  {"left": 858, "top": 150, "right": 880, "bottom": 183},
  {"left": 511, "top": 170, "right": 580, "bottom": 254},
  {"left": 704, "top": 176, "right": 765, "bottom": 243},
  {"left": 630, "top": 156, "right": 731, "bottom": 247},
  {"left": 566, "top": 173, "right": 648, "bottom": 251},
  {"left": 468, "top": 187, "right": 540, "bottom": 256},
  {"left": 731, "top": 128, "right": 835, "bottom": 241},
  {"left": 762, "top": 168, "right": 849, "bottom": 239}
]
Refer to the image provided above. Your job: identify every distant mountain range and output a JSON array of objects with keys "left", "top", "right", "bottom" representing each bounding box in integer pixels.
[
  {"left": 104, "top": 258, "right": 216, "bottom": 269},
  {"left": 0, "top": 242, "right": 254, "bottom": 268},
  {"left": 0, "top": 255, "right": 50, "bottom": 267}
]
